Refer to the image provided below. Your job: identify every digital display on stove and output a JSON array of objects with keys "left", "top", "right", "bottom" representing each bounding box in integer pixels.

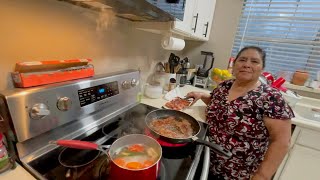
[
  {"left": 78, "top": 81, "right": 119, "bottom": 107},
  {"left": 98, "top": 88, "right": 105, "bottom": 94}
]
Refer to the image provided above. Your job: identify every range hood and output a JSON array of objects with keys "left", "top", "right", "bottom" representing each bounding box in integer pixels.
[{"left": 59, "top": 0, "right": 185, "bottom": 22}]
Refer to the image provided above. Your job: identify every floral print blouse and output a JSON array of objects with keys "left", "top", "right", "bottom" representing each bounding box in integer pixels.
[{"left": 206, "top": 79, "right": 294, "bottom": 179}]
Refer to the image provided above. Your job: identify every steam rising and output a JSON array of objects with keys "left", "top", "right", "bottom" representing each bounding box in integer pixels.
[
  {"left": 96, "top": 8, "right": 116, "bottom": 32},
  {"left": 118, "top": 105, "right": 149, "bottom": 137}
]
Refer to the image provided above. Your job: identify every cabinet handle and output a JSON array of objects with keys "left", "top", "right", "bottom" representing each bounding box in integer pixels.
[
  {"left": 203, "top": 22, "right": 209, "bottom": 37},
  {"left": 192, "top": 13, "right": 199, "bottom": 33}
]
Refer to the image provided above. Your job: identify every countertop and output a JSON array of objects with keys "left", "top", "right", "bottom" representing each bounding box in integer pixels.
[
  {"left": 142, "top": 85, "right": 210, "bottom": 122},
  {"left": 0, "top": 163, "right": 35, "bottom": 180}
]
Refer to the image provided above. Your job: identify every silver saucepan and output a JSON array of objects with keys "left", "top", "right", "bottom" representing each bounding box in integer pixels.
[{"left": 145, "top": 109, "right": 232, "bottom": 158}]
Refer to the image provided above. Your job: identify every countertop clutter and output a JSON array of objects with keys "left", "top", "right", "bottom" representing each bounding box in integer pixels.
[
  {"left": 143, "top": 85, "right": 320, "bottom": 130},
  {"left": 1, "top": 85, "right": 320, "bottom": 179},
  {"left": 142, "top": 85, "right": 210, "bottom": 122}
]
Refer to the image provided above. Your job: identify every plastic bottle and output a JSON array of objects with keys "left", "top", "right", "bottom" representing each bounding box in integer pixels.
[
  {"left": 0, "top": 134, "right": 7, "bottom": 158},
  {"left": 0, "top": 133, "right": 9, "bottom": 170}
]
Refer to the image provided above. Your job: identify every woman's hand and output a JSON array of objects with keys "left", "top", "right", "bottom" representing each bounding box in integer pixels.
[{"left": 186, "top": 91, "right": 211, "bottom": 105}]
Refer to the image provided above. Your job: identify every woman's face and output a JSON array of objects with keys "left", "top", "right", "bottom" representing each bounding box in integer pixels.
[{"left": 233, "top": 49, "right": 264, "bottom": 82}]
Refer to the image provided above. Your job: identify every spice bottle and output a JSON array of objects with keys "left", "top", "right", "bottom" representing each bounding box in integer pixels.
[{"left": 168, "top": 78, "right": 176, "bottom": 91}]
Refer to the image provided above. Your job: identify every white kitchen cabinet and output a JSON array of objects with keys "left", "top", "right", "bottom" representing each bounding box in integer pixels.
[
  {"left": 296, "top": 128, "right": 320, "bottom": 150},
  {"left": 278, "top": 144, "right": 320, "bottom": 180},
  {"left": 171, "top": 0, "right": 196, "bottom": 36},
  {"left": 134, "top": 0, "right": 217, "bottom": 41},
  {"left": 189, "top": 0, "right": 216, "bottom": 41},
  {"left": 274, "top": 127, "right": 320, "bottom": 180}
]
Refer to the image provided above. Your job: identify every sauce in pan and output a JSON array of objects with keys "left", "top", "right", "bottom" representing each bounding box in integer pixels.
[{"left": 149, "top": 116, "right": 193, "bottom": 138}]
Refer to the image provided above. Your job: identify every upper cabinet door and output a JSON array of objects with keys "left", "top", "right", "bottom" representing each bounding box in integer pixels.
[
  {"left": 172, "top": 0, "right": 196, "bottom": 36},
  {"left": 190, "top": 0, "right": 217, "bottom": 41},
  {"left": 133, "top": 0, "right": 217, "bottom": 41}
]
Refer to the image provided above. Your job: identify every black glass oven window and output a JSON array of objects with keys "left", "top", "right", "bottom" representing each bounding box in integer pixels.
[{"left": 78, "top": 81, "right": 119, "bottom": 107}]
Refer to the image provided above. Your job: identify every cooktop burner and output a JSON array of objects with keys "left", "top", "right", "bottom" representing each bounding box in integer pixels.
[{"left": 28, "top": 103, "right": 207, "bottom": 180}]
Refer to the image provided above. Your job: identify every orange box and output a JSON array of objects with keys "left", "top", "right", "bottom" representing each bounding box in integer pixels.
[{"left": 12, "top": 59, "right": 95, "bottom": 88}]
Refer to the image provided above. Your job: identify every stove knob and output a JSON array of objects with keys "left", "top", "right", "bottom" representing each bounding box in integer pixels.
[
  {"left": 122, "top": 81, "right": 131, "bottom": 89},
  {"left": 57, "top": 97, "right": 72, "bottom": 111},
  {"left": 131, "top": 78, "right": 139, "bottom": 87},
  {"left": 30, "top": 103, "right": 50, "bottom": 119}
]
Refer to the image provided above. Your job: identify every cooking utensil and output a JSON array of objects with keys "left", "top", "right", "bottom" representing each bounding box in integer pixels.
[
  {"left": 164, "top": 62, "right": 170, "bottom": 73},
  {"left": 55, "top": 130, "right": 118, "bottom": 179},
  {"left": 51, "top": 134, "right": 162, "bottom": 180},
  {"left": 58, "top": 147, "right": 101, "bottom": 179},
  {"left": 145, "top": 109, "right": 232, "bottom": 158},
  {"left": 168, "top": 53, "right": 180, "bottom": 73}
]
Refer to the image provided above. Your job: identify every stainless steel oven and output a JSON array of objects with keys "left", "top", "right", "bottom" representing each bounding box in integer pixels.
[{"left": 0, "top": 69, "right": 210, "bottom": 180}]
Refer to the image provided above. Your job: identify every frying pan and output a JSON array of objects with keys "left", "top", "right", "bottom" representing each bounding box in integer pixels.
[{"left": 145, "top": 109, "right": 232, "bottom": 158}]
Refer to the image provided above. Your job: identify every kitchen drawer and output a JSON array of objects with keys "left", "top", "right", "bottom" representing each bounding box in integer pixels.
[{"left": 296, "top": 129, "right": 320, "bottom": 150}]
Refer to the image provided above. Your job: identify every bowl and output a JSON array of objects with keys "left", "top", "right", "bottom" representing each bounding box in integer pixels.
[{"left": 144, "top": 83, "right": 163, "bottom": 99}]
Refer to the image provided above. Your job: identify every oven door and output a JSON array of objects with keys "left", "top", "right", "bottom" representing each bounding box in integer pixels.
[
  {"left": 199, "top": 137, "right": 210, "bottom": 180},
  {"left": 193, "top": 136, "right": 211, "bottom": 180}
]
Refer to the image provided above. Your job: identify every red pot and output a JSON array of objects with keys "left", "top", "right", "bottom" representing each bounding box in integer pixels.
[{"left": 108, "top": 134, "right": 162, "bottom": 180}]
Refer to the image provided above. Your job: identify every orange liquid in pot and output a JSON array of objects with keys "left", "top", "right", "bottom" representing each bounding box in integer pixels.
[{"left": 113, "top": 144, "right": 159, "bottom": 170}]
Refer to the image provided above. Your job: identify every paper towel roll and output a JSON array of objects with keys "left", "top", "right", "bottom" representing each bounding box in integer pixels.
[{"left": 161, "top": 36, "right": 185, "bottom": 51}]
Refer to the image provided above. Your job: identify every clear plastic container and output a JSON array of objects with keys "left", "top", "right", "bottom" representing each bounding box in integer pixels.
[
  {"left": 0, "top": 133, "right": 9, "bottom": 170},
  {"left": 0, "top": 134, "right": 7, "bottom": 158}
]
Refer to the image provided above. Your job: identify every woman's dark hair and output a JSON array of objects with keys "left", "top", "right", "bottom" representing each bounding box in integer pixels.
[{"left": 234, "top": 46, "right": 266, "bottom": 68}]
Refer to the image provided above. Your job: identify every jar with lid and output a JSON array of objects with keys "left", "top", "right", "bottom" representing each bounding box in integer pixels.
[
  {"left": 291, "top": 70, "right": 309, "bottom": 86},
  {"left": 168, "top": 78, "right": 176, "bottom": 91}
]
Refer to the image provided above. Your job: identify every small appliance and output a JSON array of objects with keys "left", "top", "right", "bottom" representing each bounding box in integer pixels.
[{"left": 193, "top": 51, "right": 214, "bottom": 88}]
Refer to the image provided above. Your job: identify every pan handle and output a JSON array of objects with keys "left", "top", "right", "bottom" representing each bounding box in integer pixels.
[
  {"left": 191, "top": 137, "right": 232, "bottom": 158},
  {"left": 51, "top": 140, "right": 99, "bottom": 150}
]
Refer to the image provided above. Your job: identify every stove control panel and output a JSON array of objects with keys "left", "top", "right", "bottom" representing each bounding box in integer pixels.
[
  {"left": 78, "top": 81, "right": 119, "bottom": 107},
  {"left": 57, "top": 97, "right": 72, "bottom": 111},
  {"left": 30, "top": 103, "right": 50, "bottom": 120},
  {"left": 121, "top": 80, "right": 131, "bottom": 89},
  {"left": 131, "top": 78, "right": 138, "bottom": 87}
]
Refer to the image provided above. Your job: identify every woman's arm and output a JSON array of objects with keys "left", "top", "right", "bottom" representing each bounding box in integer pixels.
[
  {"left": 251, "top": 117, "right": 291, "bottom": 180},
  {"left": 186, "top": 91, "right": 211, "bottom": 105}
]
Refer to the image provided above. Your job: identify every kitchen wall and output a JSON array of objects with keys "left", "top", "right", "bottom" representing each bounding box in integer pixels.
[
  {"left": 0, "top": 0, "right": 171, "bottom": 91},
  {"left": 0, "top": 0, "right": 243, "bottom": 91},
  {"left": 183, "top": 0, "right": 243, "bottom": 70}
]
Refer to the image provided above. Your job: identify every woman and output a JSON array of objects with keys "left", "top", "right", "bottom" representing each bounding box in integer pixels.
[{"left": 186, "top": 46, "right": 294, "bottom": 180}]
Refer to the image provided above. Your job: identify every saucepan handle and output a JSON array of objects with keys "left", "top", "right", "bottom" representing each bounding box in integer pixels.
[
  {"left": 191, "top": 137, "right": 232, "bottom": 158},
  {"left": 51, "top": 140, "right": 99, "bottom": 150}
]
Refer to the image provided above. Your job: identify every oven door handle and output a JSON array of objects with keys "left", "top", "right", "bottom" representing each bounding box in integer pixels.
[{"left": 200, "top": 136, "right": 211, "bottom": 180}]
